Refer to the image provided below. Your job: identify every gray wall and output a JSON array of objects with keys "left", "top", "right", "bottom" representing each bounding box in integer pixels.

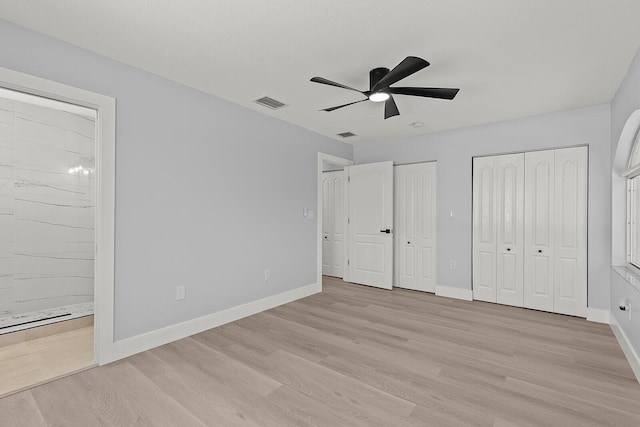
[
  {"left": 354, "top": 104, "right": 611, "bottom": 310},
  {"left": 0, "top": 20, "right": 353, "bottom": 340},
  {"left": 610, "top": 45, "right": 640, "bottom": 354}
]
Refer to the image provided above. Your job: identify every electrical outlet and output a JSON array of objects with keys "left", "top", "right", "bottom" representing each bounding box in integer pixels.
[
  {"left": 176, "top": 285, "right": 185, "bottom": 301},
  {"left": 264, "top": 269, "right": 271, "bottom": 281},
  {"left": 449, "top": 260, "right": 456, "bottom": 270}
]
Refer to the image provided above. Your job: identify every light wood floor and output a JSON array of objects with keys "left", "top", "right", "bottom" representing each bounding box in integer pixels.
[
  {"left": 2, "top": 277, "right": 640, "bottom": 426},
  {"left": 0, "top": 318, "right": 94, "bottom": 397}
]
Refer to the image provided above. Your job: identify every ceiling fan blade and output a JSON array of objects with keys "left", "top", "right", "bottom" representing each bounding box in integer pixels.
[
  {"left": 390, "top": 87, "right": 459, "bottom": 100},
  {"left": 321, "top": 98, "right": 368, "bottom": 112},
  {"left": 311, "top": 77, "right": 364, "bottom": 94},
  {"left": 384, "top": 95, "right": 400, "bottom": 119},
  {"left": 372, "top": 56, "right": 430, "bottom": 92}
]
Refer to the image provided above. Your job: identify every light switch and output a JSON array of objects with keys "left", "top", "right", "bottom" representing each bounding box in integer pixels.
[{"left": 307, "top": 209, "right": 314, "bottom": 220}]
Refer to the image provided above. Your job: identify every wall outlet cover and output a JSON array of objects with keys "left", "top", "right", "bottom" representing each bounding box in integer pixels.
[{"left": 176, "top": 285, "right": 186, "bottom": 301}]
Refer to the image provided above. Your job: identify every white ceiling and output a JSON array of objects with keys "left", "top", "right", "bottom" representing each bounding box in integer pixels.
[{"left": 2, "top": 0, "right": 640, "bottom": 143}]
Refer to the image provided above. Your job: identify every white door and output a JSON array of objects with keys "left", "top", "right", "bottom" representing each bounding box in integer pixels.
[
  {"left": 524, "top": 150, "right": 555, "bottom": 312},
  {"left": 553, "top": 147, "right": 587, "bottom": 317},
  {"left": 395, "top": 162, "right": 437, "bottom": 292},
  {"left": 473, "top": 156, "right": 497, "bottom": 302},
  {"left": 347, "top": 161, "right": 394, "bottom": 289},
  {"left": 496, "top": 154, "right": 525, "bottom": 307},
  {"left": 417, "top": 162, "right": 437, "bottom": 292},
  {"left": 322, "top": 171, "right": 345, "bottom": 278},
  {"left": 395, "top": 165, "right": 418, "bottom": 289}
]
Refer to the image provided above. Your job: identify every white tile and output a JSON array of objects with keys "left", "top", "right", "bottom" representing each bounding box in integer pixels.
[{"left": 0, "top": 97, "right": 96, "bottom": 320}]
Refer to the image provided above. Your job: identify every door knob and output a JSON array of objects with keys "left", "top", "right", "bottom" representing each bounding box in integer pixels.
[
  {"left": 380, "top": 229, "right": 391, "bottom": 234},
  {"left": 506, "top": 248, "right": 511, "bottom": 251},
  {"left": 538, "top": 249, "right": 542, "bottom": 253},
  {"left": 407, "top": 241, "right": 411, "bottom": 244}
]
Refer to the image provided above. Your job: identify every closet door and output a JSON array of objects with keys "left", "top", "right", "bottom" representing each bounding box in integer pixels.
[
  {"left": 553, "top": 147, "right": 587, "bottom": 317},
  {"left": 322, "top": 173, "right": 334, "bottom": 275},
  {"left": 473, "top": 156, "right": 497, "bottom": 302},
  {"left": 395, "top": 165, "right": 418, "bottom": 289},
  {"left": 322, "top": 171, "right": 345, "bottom": 278},
  {"left": 524, "top": 150, "right": 555, "bottom": 312},
  {"left": 416, "top": 162, "right": 437, "bottom": 292},
  {"left": 496, "top": 154, "right": 524, "bottom": 306},
  {"left": 396, "top": 163, "right": 437, "bottom": 292}
]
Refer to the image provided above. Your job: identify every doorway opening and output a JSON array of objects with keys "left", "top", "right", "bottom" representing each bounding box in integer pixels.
[
  {"left": 316, "top": 153, "right": 352, "bottom": 290},
  {"left": 0, "top": 67, "right": 115, "bottom": 395}
]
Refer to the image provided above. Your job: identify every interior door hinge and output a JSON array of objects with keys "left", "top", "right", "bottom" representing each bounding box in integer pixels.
[
  {"left": 348, "top": 176, "right": 351, "bottom": 182},
  {"left": 347, "top": 259, "right": 350, "bottom": 266},
  {"left": 348, "top": 218, "right": 350, "bottom": 224}
]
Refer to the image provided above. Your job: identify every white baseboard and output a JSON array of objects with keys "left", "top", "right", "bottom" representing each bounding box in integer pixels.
[
  {"left": 586, "top": 308, "right": 611, "bottom": 324},
  {"left": 610, "top": 316, "right": 640, "bottom": 383},
  {"left": 435, "top": 285, "right": 473, "bottom": 301},
  {"left": 103, "top": 282, "right": 321, "bottom": 364}
]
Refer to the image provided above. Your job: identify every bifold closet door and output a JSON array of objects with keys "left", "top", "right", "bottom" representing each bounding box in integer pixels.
[
  {"left": 495, "top": 154, "right": 525, "bottom": 306},
  {"left": 475, "top": 147, "right": 587, "bottom": 316},
  {"left": 523, "top": 147, "right": 587, "bottom": 317},
  {"left": 322, "top": 171, "right": 344, "bottom": 278},
  {"left": 395, "top": 162, "right": 437, "bottom": 292},
  {"left": 523, "top": 150, "right": 556, "bottom": 312},
  {"left": 552, "top": 147, "right": 587, "bottom": 317},
  {"left": 472, "top": 156, "right": 497, "bottom": 302},
  {"left": 472, "top": 154, "right": 524, "bottom": 305}
]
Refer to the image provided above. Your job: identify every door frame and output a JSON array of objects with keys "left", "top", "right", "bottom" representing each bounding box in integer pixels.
[
  {"left": 317, "top": 153, "right": 353, "bottom": 289},
  {"left": 0, "top": 66, "right": 116, "bottom": 365}
]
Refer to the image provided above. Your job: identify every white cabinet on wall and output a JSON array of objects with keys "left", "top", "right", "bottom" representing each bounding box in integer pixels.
[
  {"left": 394, "top": 162, "right": 437, "bottom": 292},
  {"left": 322, "top": 170, "right": 345, "bottom": 278},
  {"left": 472, "top": 146, "right": 587, "bottom": 317}
]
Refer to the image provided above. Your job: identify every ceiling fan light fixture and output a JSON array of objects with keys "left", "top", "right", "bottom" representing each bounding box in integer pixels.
[{"left": 369, "top": 92, "right": 390, "bottom": 102}]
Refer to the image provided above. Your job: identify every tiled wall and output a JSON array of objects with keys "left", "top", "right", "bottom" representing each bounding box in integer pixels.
[{"left": 0, "top": 96, "right": 95, "bottom": 318}]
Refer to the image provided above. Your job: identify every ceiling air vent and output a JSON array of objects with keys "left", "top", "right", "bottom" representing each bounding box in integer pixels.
[
  {"left": 337, "top": 132, "right": 357, "bottom": 138},
  {"left": 254, "top": 96, "right": 287, "bottom": 110}
]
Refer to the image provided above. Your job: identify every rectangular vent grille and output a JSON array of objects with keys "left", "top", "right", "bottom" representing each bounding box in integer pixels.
[
  {"left": 337, "top": 132, "right": 357, "bottom": 138},
  {"left": 254, "top": 96, "right": 287, "bottom": 110}
]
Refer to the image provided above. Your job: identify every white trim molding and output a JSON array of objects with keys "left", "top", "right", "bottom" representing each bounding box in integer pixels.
[
  {"left": 610, "top": 315, "right": 640, "bottom": 383},
  {"left": 0, "top": 67, "right": 116, "bottom": 366},
  {"left": 105, "top": 282, "right": 321, "bottom": 363},
  {"left": 586, "top": 308, "right": 611, "bottom": 324},
  {"left": 436, "top": 285, "right": 473, "bottom": 301}
]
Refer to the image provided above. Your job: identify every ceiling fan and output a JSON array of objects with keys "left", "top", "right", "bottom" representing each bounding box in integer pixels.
[{"left": 310, "top": 56, "right": 459, "bottom": 119}]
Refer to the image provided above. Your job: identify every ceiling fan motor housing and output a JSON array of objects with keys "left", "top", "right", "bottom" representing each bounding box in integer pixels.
[{"left": 370, "top": 67, "right": 390, "bottom": 91}]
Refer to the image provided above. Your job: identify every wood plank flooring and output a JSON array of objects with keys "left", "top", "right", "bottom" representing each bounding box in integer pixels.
[
  {"left": 1, "top": 276, "right": 639, "bottom": 426},
  {"left": 0, "top": 324, "right": 94, "bottom": 397}
]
